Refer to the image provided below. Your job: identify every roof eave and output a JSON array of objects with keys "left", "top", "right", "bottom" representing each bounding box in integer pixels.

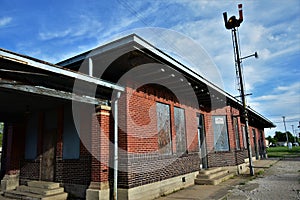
[{"left": 56, "top": 34, "right": 275, "bottom": 127}]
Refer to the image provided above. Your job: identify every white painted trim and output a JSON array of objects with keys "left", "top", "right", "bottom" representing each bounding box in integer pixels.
[
  {"left": 0, "top": 50, "right": 124, "bottom": 92},
  {"left": 0, "top": 80, "right": 104, "bottom": 105}
]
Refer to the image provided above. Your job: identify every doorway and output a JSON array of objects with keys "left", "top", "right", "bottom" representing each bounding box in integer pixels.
[
  {"left": 259, "top": 131, "right": 266, "bottom": 159},
  {"left": 197, "top": 114, "right": 208, "bottom": 169},
  {"left": 252, "top": 129, "right": 259, "bottom": 160},
  {"left": 41, "top": 110, "right": 57, "bottom": 181}
]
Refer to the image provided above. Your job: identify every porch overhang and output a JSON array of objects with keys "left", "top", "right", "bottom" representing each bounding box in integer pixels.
[
  {"left": 0, "top": 48, "right": 125, "bottom": 122},
  {"left": 0, "top": 48, "right": 124, "bottom": 92}
]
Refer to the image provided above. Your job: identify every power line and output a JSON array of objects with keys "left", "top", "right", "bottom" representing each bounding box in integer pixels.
[
  {"left": 272, "top": 120, "right": 299, "bottom": 123},
  {"left": 117, "top": 0, "right": 195, "bottom": 68},
  {"left": 265, "top": 113, "right": 300, "bottom": 117}
]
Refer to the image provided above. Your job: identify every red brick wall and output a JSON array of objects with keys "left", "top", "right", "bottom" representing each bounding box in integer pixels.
[
  {"left": 7, "top": 85, "right": 268, "bottom": 193},
  {"left": 199, "top": 106, "right": 250, "bottom": 167},
  {"left": 122, "top": 85, "right": 200, "bottom": 155},
  {"left": 116, "top": 84, "right": 267, "bottom": 183},
  {"left": 126, "top": 88, "right": 157, "bottom": 153},
  {"left": 90, "top": 106, "right": 111, "bottom": 183},
  {"left": 117, "top": 85, "right": 202, "bottom": 188}
]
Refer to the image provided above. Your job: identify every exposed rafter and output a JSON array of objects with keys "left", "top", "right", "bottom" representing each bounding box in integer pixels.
[{"left": 0, "top": 79, "right": 106, "bottom": 105}]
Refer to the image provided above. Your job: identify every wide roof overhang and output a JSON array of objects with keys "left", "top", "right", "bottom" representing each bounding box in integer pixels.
[{"left": 58, "top": 34, "right": 275, "bottom": 128}]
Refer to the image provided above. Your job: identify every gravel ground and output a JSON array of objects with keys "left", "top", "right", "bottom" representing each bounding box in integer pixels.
[{"left": 227, "top": 157, "right": 300, "bottom": 200}]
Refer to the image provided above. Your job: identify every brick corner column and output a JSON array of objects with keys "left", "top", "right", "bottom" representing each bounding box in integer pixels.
[{"left": 87, "top": 105, "right": 111, "bottom": 199}]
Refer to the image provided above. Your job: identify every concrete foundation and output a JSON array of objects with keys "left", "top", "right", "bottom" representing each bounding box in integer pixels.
[
  {"left": 1, "top": 174, "right": 19, "bottom": 191},
  {"left": 118, "top": 171, "right": 198, "bottom": 200},
  {"left": 86, "top": 181, "right": 110, "bottom": 200},
  {"left": 237, "top": 163, "right": 248, "bottom": 174}
]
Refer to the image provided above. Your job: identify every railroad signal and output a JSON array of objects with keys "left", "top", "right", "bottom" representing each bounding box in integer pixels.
[{"left": 223, "top": 4, "right": 243, "bottom": 29}]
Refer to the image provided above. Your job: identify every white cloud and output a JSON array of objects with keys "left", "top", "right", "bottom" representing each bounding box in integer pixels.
[
  {"left": 265, "top": 45, "right": 300, "bottom": 60},
  {"left": 276, "top": 82, "right": 300, "bottom": 92},
  {"left": 5, "top": 0, "right": 299, "bottom": 137},
  {"left": 0, "top": 17, "right": 12, "bottom": 27},
  {"left": 39, "top": 15, "right": 103, "bottom": 40},
  {"left": 248, "top": 81, "right": 300, "bottom": 130},
  {"left": 39, "top": 29, "right": 72, "bottom": 40}
]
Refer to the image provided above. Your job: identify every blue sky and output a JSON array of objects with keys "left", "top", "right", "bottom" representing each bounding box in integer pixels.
[{"left": 1, "top": 0, "right": 299, "bottom": 137}]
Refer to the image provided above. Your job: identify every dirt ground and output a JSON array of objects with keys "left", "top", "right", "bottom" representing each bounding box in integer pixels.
[{"left": 227, "top": 157, "right": 300, "bottom": 200}]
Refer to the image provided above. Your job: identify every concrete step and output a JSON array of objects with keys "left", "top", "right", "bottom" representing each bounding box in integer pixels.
[
  {"left": 197, "top": 169, "right": 229, "bottom": 179},
  {"left": 195, "top": 172, "right": 235, "bottom": 185},
  {"left": 199, "top": 167, "right": 223, "bottom": 175},
  {"left": 17, "top": 185, "right": 64, "bottom": 196},
  {"left": 4, "top": 190, "right": 67, "bottom": 200},
  {"left": 27, "top": 181, "right": 60, "bottom": 190}
]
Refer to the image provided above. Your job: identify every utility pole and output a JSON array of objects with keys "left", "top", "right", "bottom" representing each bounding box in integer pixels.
[
  {"left": 223, "top": 4, "right": 255, "bottom": 176},
  {"left": 298, "top": 121, "right": 300, "bottom": 142},
  {"left": 282, "top": 116, "right": 288, "bottom": 145},
  {"left": 291, "top": 125, "right": 295, "bottom": 143}
]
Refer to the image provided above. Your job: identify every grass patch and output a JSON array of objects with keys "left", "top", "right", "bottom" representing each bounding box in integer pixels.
[
  {"left": 257, "top": 170, "right": 264, "bottom": 175},
  {"left": 267, "top": 146, "right": 300, "bottom": 158}
]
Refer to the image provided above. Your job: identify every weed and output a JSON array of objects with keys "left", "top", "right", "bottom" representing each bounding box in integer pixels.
[{"left": 257, "top": 170, "right": 264, "bottom": 175}]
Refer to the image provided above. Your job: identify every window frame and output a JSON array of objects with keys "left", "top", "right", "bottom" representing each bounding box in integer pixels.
[
  {"left": 242, "top": 125, "right": 247, "bottom": 149},
  {"left": 232, "top": 116, "right": 241, "bottom": 150},
  {"left": 174, "top": 106, "right": 187, "bottom": 155},
  {"left": 212, "top": 115, "right": 230, "bottom": 152},
  {"left": 156, "top": 102, "right": 172, "bottom": 155}
]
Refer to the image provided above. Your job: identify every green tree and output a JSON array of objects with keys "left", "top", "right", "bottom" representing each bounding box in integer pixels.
[
  {"left": 266, "top": 135, "right": 276, "bottom": 144},
  {"left": 274, "top": 131, "right": 294, "bottom": 142}
]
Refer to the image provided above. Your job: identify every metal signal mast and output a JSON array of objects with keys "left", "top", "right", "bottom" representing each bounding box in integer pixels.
[{"left": 223, "top": 4, "right": 256, "bottom": 176}]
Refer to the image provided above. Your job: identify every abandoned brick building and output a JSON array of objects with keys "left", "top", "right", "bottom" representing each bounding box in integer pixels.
[{"left": 0, "top": 34, "right": 275, "bottom": 199}]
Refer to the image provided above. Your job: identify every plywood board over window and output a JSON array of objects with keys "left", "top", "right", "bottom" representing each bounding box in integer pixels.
[
  {"left": 156, "top": 102, "right": 172, "bottom": 154},
  {"left": 25, "top": 112, "right": 38, "bottom": 159},
  {"left": 174, "top": 107, "right": 187, "bottom": 155},
  {"left": 212, "top": 116, "right": 229, "bottom": 151},
  {"left": 233, "top": 117, "right": 240, "bottom": 150},
  {"left": 63, "top": 106, "right": 80, "bottom": 159},
  {"left": 242, "top": 125, "right": 247, "bottom": 149}
]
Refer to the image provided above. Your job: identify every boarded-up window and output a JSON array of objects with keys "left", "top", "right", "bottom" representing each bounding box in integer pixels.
[
  {"left": 197, "top": 113, "right": 206, "bottom": 152},
  {"left": 174, "top": 107, "right": 186, "bottom": 154},
  {"left": 213, "top": 116, "right": 229, "bottom": 151},
  {"left": 242, "top": 125, "right": 247, "bottom": 149},
  {"left": 157, "top": 102, "right": 172, "bottom": 154},
  {"left": 63, "top": 106, "right": 80, "bottom": 159},
  {"left": 233, "top": 117, "right": 240, "bottom": 150},
  {"left": 25, "top": 113, "right": 38, "bottom": 159}
]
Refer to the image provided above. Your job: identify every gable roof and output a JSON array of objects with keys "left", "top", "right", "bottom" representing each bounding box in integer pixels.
[{"left": 58, "top": 34, "right": 275, "bottom": 128}]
